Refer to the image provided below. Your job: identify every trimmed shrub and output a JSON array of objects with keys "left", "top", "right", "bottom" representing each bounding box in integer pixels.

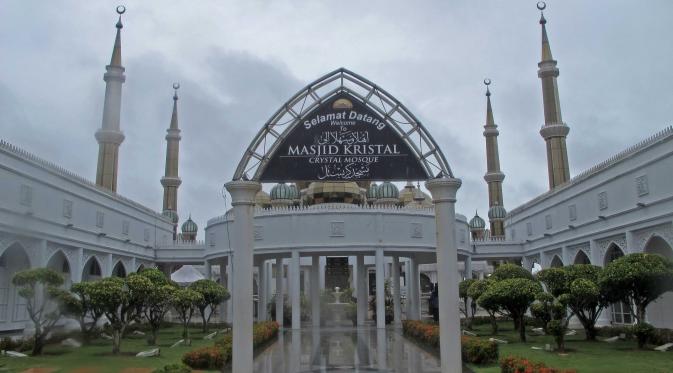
[
  {"left": 183, "top": 321, "right": 279, "bottom": 370},
  {"left": 402, "top": 320, "right": 498, "bottom": 365},
  {"left": 500, "top": 355, "right": 577, "bottom": 373},
  {"left": 152, "top": 363, "right": 191, "bottom": 373},
  {"left": 632, "top": 322, "right": 655, "bottom": 349}
]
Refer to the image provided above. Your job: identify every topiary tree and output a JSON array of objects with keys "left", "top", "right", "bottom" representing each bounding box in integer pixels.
[
  {"left": 459, "top": 279, "right": 477, "bottom": 329},
  {"left": 60, "top": 282, "right": 105, "bottom": 344},
  {"left": 491, "top": 263, "right": 534, "bottom": 281},
  {"left": 530, "top": 292, "right": 555, "bottom": 334},
  {"left": 189, "top": 279, "right": 229, "bottom": 333},
  {"left": 479, "top": 278, "right": 542, "bottom": 342},
  {"left": 172, "top": 288, "right": 203, "bottom": 346},
  {"left": 137, "top": 268, "right": 178, "bottom": 345},
  {"left": 12, "top": 268, "right": 65, "bottom": 355},
  {"left": 88, "top": 275, "right": 153, "bottom": 353},
  {"left": 468, "top": 279, "right": 500, "bottom": 334},
  {"left": 599, "top": 253, "right": 673, "bottom": 323}
]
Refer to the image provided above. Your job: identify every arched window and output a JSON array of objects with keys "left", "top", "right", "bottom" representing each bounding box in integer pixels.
[
  {"left": 550, "top": 255, "right": 564, "bottom": 268},
  {"left": 574, "top": 250, "right": 591, "bottom": 265},
  {"left": 604, "top": 244, "right": 631, "bottom": 324}
]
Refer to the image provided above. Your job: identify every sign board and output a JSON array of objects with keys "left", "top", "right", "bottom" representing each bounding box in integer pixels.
[{"left": 259, "top": 93, "right": 429, "bottom": 182}]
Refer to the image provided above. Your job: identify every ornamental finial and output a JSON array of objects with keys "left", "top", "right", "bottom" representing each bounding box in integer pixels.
[
  {"left": 116, "top": 5, "right": 126, "bottom": 29},
  {"left": 484, "top": 78, "right": 491, "bottom": 97},
  {"left": 173, "top": 82, "right": 180, "bottom": 100}
]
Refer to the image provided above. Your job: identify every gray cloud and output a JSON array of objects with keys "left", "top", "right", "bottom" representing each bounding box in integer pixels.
[{"left": 1, "top": 0, "right": 672, "bottom": 236}]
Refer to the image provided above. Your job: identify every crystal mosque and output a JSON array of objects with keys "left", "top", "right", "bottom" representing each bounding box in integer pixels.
[{"left": 1, "top": 3, "right": 672, "bottom": 372}]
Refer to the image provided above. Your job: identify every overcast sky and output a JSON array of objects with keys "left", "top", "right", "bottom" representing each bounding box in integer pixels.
[{"left": 2, "top": 1, "right": 672, "bottom": 238}]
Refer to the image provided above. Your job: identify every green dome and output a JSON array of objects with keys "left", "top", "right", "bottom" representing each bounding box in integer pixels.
[
  {"left": 469, "top": 212, "right": 486, "bottom": 230},
  {"left": 270, "top": 182, "right": 294, "bottom": 200},
  {"left": 288, "top": 184, "right": 300, "bottom": 200},
  {"left": 488, "top": 203, "right": 507, "bottom": 220},
  {"left": 181, "top": 216, "right": 198, "bottom": 234},
  {"left": 162, "top": 210, "right": 179, "bottom": 224},
  {"left": 377, "top": 181, "right": 399, "bottom": 199},
  {"left": 366, "top": 182, "right": 379, "bottom": 199}
]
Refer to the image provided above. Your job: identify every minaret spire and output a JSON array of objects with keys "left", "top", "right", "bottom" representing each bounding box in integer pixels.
[
  {"left": 95, "top": 5, "right": 127, "bottom": 192},
  {"left": 482, "top": 79, "right": 506, "bottom": 237},
  {"left": 161, "top": 83, "right": 183, "bottom": 239},
  {"left": 536, "top": 2, "right": 571, "bottom": 189}
]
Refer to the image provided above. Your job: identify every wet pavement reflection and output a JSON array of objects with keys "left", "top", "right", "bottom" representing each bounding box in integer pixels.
[{"left": 249, "top": 325, "right": 442, "bottom": 372}]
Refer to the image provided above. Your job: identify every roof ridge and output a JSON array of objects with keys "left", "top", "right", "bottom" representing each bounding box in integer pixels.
[{"left": 0, "top": 139, "right": 170, "bottom": 222}]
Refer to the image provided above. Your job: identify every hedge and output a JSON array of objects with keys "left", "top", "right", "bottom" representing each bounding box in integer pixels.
[
  {"left": 500, "top": 356, "right": 577, "bottom": 373},
  {"left": 182, "top": 321, "right": 279, "bottom": 369},
  {"left": 402, "top": 320, "right": 498, "bottom": 364}
]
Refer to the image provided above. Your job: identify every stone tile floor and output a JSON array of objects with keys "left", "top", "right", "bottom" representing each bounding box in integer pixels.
[{"left": 242, "top": 325, "right": 448, "bottom": 372}]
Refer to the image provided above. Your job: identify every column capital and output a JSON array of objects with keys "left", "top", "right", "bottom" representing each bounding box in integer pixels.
[
  {"left": 225, "top": 180, "right": 261, "bottom": 206},
  {"left": 425, "top": 177, "right": 462, "bottom": 203}
]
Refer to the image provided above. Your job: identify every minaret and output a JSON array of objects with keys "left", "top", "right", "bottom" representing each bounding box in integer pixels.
[
  {"left": 482, "top": 80, "right": 506, "bottom": 237},
  {"left": 161, "top": 83, "right": 182, "bottom": 238},
  {"left": 95, "top": 6, "right": 127, "bottom": 192},
  {"left": 537, "top": 2, "right": 570, "bottom": 189}
]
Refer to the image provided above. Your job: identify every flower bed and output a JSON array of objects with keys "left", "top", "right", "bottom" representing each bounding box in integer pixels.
[
  {"left": 402, "top": 320, "right": 498, "bottom": 364},
  {"left": 500, "top": 356, "right": 577, "bottom": 373},
  {"left": 182, "top": 321, "right": 279, "bottom": 369}
]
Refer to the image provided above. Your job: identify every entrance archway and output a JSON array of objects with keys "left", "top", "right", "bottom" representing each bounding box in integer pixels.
[
  {"left": 603, "top": 244, "right": 632, "bottom": 324},
  {"left": 573, "top": 250, "right": 591, "bottom": 265},
  {"left": 0, "top": 242, "right": 31, "bottom": 325},
  {"left": 47, "top": 250, "right": 72, "bottom": 288},
  {"left": 643, "top": 235, "right": 673, "bottom": 328},
  {"left": 112, "top": 261, "right": 127, "bottom": 278},
  {"left": 82, "top": 256, "right": 102, "bottom": 281},
  {"left": 550, "top": 255, "right": 563, "bottom": 268}
]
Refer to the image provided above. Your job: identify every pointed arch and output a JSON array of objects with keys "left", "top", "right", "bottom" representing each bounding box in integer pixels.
[
  {"left": 46, "top": 250, "right": 72, "bottom": 287},
  {"left": 643, "top": 234, "right": 673, "bottom": 260},
  {"left": 233, "top": 68, "right": 453, "bottom": 181},
  {"left": 0, "top": 242, "right": 31, "bottom": 323},
  {"left": 136, "top": 263, "right": 146, "bottom": 273},
  {"left": 82, "top": 256, "right": 103, "bottom": 281},
  {"left": 550, "top": 255, "right": 564, "bottom": 268},
  {"left": 604, "top": 243, "right": 625, "bottom": 266},
  {"left": 112, "top": 261, "right": 127, "bottom": 278},
  {"left": 573, "top": 250, "right": 591, "bottom": 265},
  {"left": 0, "top": 240, "right": 33, "bottom": 268}
]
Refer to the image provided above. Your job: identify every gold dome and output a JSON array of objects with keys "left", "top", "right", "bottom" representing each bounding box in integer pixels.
[
  {"left": 304, "top": 181, "right": 364, "bottom": 205},
  {"left": 255, "top": 190, "right": 271, "bottom": 208}
]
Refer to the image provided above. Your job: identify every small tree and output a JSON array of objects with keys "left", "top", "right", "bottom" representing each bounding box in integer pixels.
[
  {"left": 137, "top": 268, "right": 177, "bottom": 345},
  {"left": 469, "top": 279, "right": 500, "bottom": 334},
  {"left": 479, "top": 278, "right": 541, "bottom": 342},
  {"left": 172, "top": 288, "right": 203, "bottom": 346},
  {"left": 189, "top": 279, "right": 229, "bottom": 332},
  {"left": 459, "top": 279, "right": 476, "bottom": 329},
  {"left": 88, "top": 275, "right": 152, "bottom": 353},
  {"left": 60, "top": 282, "right": 105, "bottom": 344},
  {"left": 530, "top": 292, "right": 556, "bottom": 334},
  {"left": 599, "top": 253, "right": 673, "bottom": 323},
  {"left": 12, "top": 268, "right": 64, "bottom": 355}
]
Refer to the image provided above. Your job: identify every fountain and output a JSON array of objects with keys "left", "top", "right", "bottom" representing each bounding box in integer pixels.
[{"left": 325, "top": 286, "right": 351, "bottom": 325}]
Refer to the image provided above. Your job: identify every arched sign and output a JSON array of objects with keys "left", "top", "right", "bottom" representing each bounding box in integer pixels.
[{"left": 259, "top": 93, "right": 428, "bottom": 182}]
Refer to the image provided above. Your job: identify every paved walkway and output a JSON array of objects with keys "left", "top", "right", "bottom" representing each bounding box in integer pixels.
[{"left": 242, "top": 324, "right": 452, "bottom": 372}]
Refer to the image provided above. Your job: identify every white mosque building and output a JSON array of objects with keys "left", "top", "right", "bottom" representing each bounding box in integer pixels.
[{"left": 1, "top": 4, "right": 672, "bottom": 354}]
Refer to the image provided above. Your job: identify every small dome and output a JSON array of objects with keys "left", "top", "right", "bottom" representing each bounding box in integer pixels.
[
  {"left": 367, "top": 182, "right": 379, "bottom": 199},
  {"left": 255, "top": 190, "right": 271, "bottom": 207},
  {"left": 270, "top": 182, "right": 294, "bottom": 200},
  {"left": 181, "top": 216, "right": 198, "bottom": 234},
  {"left": 162, "top": 210, "right": 179, "bottom": 224},
  {"left": 469, "top": 212, "right": 486, "bottom": 230},
  {"left": 488, "top": 203, "right": 507, "bottom": 220},
  {"left": 377, "top": 181, "right": 399, "bottom": 199}
]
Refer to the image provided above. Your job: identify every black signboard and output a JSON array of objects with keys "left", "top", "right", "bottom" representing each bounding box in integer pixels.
[{"left": 259, "top": 93, "right": 429, "bottom": 182}]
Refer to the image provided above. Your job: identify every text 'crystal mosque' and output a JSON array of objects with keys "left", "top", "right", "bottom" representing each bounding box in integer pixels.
[{"left": 1, "top": 4, "right": 672, "bottom": 372}]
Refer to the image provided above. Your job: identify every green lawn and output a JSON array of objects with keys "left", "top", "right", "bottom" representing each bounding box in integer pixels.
[
  {"left": 0, "top": 326, "right": 220, "bottom": 373},
  {"left": 465, "top": 322, "right": 673, "bottom": 373}
]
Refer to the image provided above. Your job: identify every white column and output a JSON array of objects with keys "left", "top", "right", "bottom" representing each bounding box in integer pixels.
[
  {"left": 376, "top": 328, "right": 388, "bottom": 369},
  {"left": 275, "top": 257, "right": 284, "bottom": 328},
  {"left": 311, "top": 255, "right": 321, "bottom": 327},
  {"left": 426, "top": 177, "right": 463, "bottom": 373},
  {"left": 405, "top": 260, "right": 411, "bottom": 318},
  {"left": 226, "top": 258, "right": 234, "bottom": 323},
  {"left": 375, "top": 249, "right": 386, "bottom": 329},
  {"left": 105, "top": 253, "right": 113, "bottom": 277},
  {"left": 218, "top": 258, "right": 227, "bottom": 323},
  {"left": 204, "top": 260, "right": 212, "bottom": 280},
  {"left": 408, "top": 256, "right": 420, "bottom": 320},
  {"left": 465, "top": 256, "right": 473, "bottom": 317},
  {"left": 392, "top": 255, "right": 401, "bottom": 326},
  {"left": 290, "top": 251, "right": 301, "bottom": 330},
  {"left": 224, "top": 180, "right": 260, "bottom": 373},
  {"left": 356, "top": 254, "right": 367, "bottom": 326},
  {"left": 72, "top": 248, "right": 83, "bottom": 283},
  {"left": 259, "top": 261, "right": 267, "bottom": 321}
]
